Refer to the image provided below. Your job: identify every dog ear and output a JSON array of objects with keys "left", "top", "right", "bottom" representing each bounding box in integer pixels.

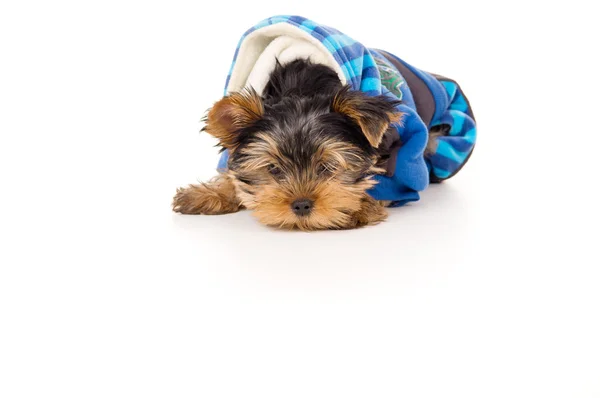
[
  {"left": 203, "top": 88, "right": 264, "bottom": 149},
  {"left": 332, "top": 86, "right": 402, "bottom": 148}
]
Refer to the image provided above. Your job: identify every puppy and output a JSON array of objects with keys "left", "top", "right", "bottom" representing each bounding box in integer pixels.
[{"left": 173, "top": 59, "right": 401, "bottom": 230}]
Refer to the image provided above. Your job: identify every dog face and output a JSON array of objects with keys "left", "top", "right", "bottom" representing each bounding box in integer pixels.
[{"left": 203, "top": 87, "right": 401, "bottom": 230}]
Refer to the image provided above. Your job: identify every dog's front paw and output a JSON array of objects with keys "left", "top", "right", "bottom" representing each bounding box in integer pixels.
[
  {"left": 346, "top": 196, "right": 388, "bottom": 229},
  {"left": 172, "top": 186, "right": 204, "bottom": 214},
  {"left": 172, "top": 175, "right": 241, "bottom": 215}
]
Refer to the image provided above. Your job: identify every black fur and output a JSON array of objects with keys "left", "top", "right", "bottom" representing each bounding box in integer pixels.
[
  {"left": 229, "top": 59, "right": 397, "bottom": 178},
  {"left": 262, "top": 59, "right": 343, "bottom": 102}
]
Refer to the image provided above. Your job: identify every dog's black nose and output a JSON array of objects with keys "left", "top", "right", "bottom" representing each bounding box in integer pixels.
[{"left": 291, "top": 198, "right": 313, "bottom": 217}]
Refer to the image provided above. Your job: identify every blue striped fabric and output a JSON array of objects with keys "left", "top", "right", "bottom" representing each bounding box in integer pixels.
[
  {"left": 427, "top": 80, "right": 477, "bottom": 180},
  {"left": 217, "top": 16, "right": 476, "bottom": 206}
]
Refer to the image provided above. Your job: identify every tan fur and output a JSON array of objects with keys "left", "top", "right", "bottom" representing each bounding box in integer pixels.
[
  {"left": 241, "top": 169, "right": 382, "bottom": 230},
  {"left": 204, "top": 88, "right": 263, "bottom": 149},
  {"left": 236, "top": 133, "right": 284, "bottom": 170},
  {"left": 332, "top": 92, "right": 402, "bottom": 148},
  {"left": 173, "top": 173, "right": 242, "bottom": 215},
  {"left": 318, "top": 140, "right": 363, "bottom": 172},
  {"left": 347, "top": 195, "right": 388, "bottom": 228}
]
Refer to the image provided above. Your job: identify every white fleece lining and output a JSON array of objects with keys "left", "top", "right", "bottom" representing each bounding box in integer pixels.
[{"left": 226, "top": 23, "right": 346, "bottom": 95}]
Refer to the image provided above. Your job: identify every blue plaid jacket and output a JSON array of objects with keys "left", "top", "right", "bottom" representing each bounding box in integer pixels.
[{"left": 216, "top": 16, "right": 476, "bottom": 207}]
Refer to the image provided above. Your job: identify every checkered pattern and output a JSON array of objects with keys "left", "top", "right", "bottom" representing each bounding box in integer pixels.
[
  {"left": 217, "top": 16, "right": 476, "bottom": 206},
  {"left": 428, "top": 81, "right": 477, "bottom": 180},
  {"left": 224, "top": 15, "right": 383, "bottom": 97}
]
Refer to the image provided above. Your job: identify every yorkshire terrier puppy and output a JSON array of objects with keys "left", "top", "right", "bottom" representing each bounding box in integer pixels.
[{"left": 173, "top": 59, "right": 403, "bottom": 230}]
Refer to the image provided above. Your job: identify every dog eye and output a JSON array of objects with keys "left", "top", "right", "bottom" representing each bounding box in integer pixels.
[
  {"left": 318, "top": 163, "right": 332, "bottom": 176},
  {"left": 267, "top": 163, "right": 281, "bottom": 176}
]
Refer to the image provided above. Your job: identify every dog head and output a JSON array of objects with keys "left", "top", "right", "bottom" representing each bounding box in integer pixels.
[{"left": 203, "top": 86, "right": 401, "bottom": 230}]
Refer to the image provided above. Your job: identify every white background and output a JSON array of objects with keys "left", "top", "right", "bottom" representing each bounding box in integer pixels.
[{"left": 1, "top": 1, "right": 599, "bottom": 397}]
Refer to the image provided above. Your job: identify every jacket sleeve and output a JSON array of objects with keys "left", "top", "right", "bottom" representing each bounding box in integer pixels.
[{"left": 426, "top": 77, "right": 477, "bottom": 182}]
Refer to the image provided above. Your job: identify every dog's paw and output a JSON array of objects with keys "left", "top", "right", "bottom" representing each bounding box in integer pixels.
[
  {"left": 172, "top": 186, "right": 203, "bottom": 214},
  {"left": 172, "top": 181, "right": 241, "bottom": 215},
  {"left": 346, "top": 197, "right": 388, "bottom": 229}
]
